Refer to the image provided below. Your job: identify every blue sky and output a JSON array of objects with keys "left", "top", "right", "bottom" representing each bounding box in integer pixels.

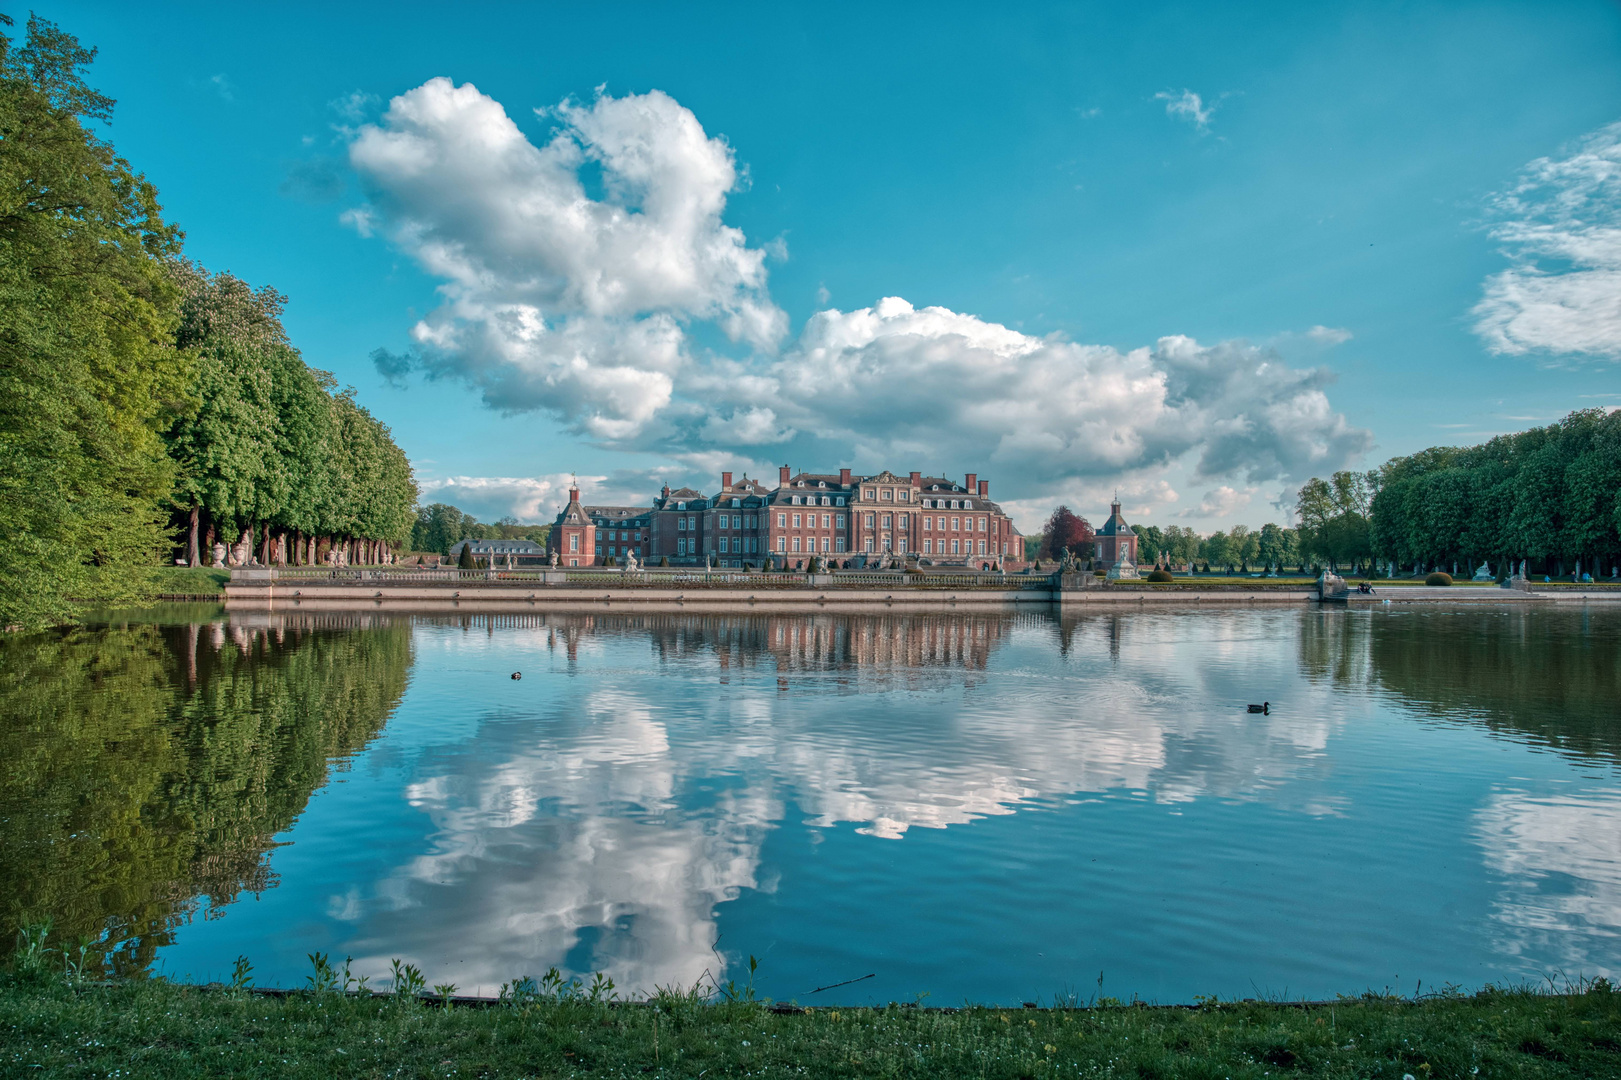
[{"left": 35, "top": 2, "right": 1621, "bottom": 530}]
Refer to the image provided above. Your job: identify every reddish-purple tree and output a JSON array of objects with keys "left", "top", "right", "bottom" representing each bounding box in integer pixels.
[{"left": 1041, "top": 505, "right": 1095, "bottom": 560}]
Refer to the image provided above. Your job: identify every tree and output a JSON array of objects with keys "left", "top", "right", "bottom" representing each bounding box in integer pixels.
[
  {"left": 1132, "top": 525, "right": 1164, "bottom": 566},
  {"left": 1229, "top": 525, "right": 1260, "bottom": 571},
  {"left": 0, "top": 15, "right": 190, "bottom": 628},
  {"left": 457, "top": 543, "right": 476, "bottom": 569},
  {"left": 1202, "top": 531, "right": 1231, "bottom": 572},
  {"left": 1041, "top": 505, "right": 1094, "bottom": 560},
  {"left": 1297, "top": 471, "right": 1376, "bottom": 571}
]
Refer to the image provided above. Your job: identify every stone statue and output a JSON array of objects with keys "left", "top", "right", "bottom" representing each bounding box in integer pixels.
[
  {"left": 624, "top": 549, "right": 639, "bottom": 572},
  {"left": 550, "top": 550, "right": 559, "bottom": 568},
  {"left": 1473, "top": 561, "right": 1493, "bottom": 582},
  {"left": 211, "top": 541, "right": 227, "bottom": 568},
  {"left": 1106, "top": 546, "right": 1140, "bottom": 581}
]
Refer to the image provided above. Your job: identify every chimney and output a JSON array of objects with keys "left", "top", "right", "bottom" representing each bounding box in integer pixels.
[
  {"left": 978, "top": 480, "right": 988, "bottom": 498},
  {"left": 909, "top": 470, "right": 921, "bottom": 487},
  {"left": 965, "top": 473, "right": 977, "bottom": 494},
  {"left": 569, "top": 486, "right": 580, "bottom": 504},
  {"left": 661, "top": 484, "right": 670, "bottom": 499},
  {"left": 840, "top": 468, "right": 852, "bottom": 486},
  {"left": 721, "top": 471, "right": 733, "bottom": 490},
  {"left": 779, "top": 464, "right": 791, "bottom": 486}
]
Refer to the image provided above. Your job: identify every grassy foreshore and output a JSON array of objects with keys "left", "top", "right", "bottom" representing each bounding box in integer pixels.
[{"left": 2, "top": 974, "right": 1616, "bottom": 1078}]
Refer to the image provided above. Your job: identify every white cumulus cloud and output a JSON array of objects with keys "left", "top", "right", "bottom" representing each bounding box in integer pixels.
[
  {"left": 729, "top": 298, "right": 1370, "bottom": 491},
  {"left": 1473, "top": 120, "right": 1621, "bottom": 360},
  {"left": 348, "top": 78, "right": 785, "bottom": 432}
]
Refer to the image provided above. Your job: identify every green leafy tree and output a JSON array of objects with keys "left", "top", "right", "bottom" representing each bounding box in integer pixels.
[{"left": 0, "top": 15, "right": 190, "bottom": 628}]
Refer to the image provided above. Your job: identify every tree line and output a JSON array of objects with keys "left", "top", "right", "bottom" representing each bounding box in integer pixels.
[
  {"left": 1298, "top": 408, "right": 1621, "bottom": 579},
  {"left": 410, "top": 504, "right": 550, "bottom": 557},
  {"left": 0, "top": 16, "right": 416, "bottom": 629}
]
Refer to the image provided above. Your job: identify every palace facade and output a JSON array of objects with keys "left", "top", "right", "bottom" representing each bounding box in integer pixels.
[{"left": 547, "top": 467, "right": 1025, "bottom": 570}]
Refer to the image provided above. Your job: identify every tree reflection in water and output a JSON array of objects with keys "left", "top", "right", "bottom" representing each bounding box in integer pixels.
[
  {"left": 0, "top": 610, "right": 410, "bottom": 975},
  {"left": 1298, "top": 606, "right": 1621, "bottom": 764}
]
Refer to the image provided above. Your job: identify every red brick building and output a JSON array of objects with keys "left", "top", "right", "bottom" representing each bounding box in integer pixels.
[{"left": 549, "top": 467, "right": 1024, "bottom": 570}]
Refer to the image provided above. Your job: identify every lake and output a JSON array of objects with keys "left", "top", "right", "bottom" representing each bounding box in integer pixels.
[{"left": 3, "top": 604, "right": 1618, "bottom": 1005}]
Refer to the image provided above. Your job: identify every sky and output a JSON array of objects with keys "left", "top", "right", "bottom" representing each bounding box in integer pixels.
[{"left": 30, "top": 2, "right": 1621, "bottom": 531}]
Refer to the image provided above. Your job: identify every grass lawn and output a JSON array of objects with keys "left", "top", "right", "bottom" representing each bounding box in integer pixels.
[
  {"left": 2, "top": 974, "right": 1616, "bottom": 1078},
  {"left": 150, "top": 566, "right": 232, "bottom": 597}
]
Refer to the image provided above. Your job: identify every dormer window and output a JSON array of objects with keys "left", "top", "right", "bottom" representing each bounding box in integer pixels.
[
  {"left": 836, "top": 497, "right": 845, "bottom": 506},
  {"left": 732, "top": 498, "right": 740, "bottom": 507},
  {"left": 677, "top": 501, "right": 686, "bottom": 510},
  {"left": 931, "top": 485, "right": 939, "bottom": 491},
  {"left": 818, "top": 480, "right": 826, "bottom": 488}
]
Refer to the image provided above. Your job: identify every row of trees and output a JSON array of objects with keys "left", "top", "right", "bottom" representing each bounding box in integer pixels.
[
  {"left": 1287, "top": 409, "right": 1621, "bottom": 578},
  {"left": 410, "top": 504, "right": 550, "bottom": 556},
  {"left": 1032, "top": 507, "right": 1308, "bottom": 573},
  {"left": 165, "top": 265, "right": 416, "bottom": 570},
  {"left": 0, "top": 16, "right": 416, "bottom": 628}
]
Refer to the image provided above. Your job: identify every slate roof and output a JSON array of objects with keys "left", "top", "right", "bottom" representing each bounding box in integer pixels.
[
  {"left": 586, "top": 505, "right": 649, "bottom": 522},
  {"left": 1097, "top": 503, "right": 1132, "bottom": 537}
]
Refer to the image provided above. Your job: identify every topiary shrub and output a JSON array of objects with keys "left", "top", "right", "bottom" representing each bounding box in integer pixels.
[
  {"left": 659, "top": 556, "right": 670, "bottom": 567},
  {"left": 1146, "top": 568, "right": 1174, "bottom": 583},
  {"left": 457, "top": 545, "right": 475, "bottom": 569},
  {"left": 1426, "top": 572, "right": 1453, "bottom": 586}
]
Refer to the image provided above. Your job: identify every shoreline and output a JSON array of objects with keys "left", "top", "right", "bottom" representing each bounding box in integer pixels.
[
  {"left": 220, "top": 569, "right": 1621, "bottom": 612},
  {"left": 4, "top": 973, "right": 1615, "bottom": 1077}
]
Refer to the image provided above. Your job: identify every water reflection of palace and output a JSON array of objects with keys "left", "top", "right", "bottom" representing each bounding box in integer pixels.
[{"left": 400, "top": 610, "right": 1030, "bottom": 680}]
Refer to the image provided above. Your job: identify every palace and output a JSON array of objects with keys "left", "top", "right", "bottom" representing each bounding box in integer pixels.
[{"left": 548, "top": 467, "right": 1025, "bottom": 570}]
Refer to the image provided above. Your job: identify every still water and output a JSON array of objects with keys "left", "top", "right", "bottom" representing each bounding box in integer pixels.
[{"left": 3, "top": 605, "right": 1618, "bottom": 1004}]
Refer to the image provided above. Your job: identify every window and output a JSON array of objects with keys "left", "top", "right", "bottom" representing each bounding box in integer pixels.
[
  {"left": 899, "top": 491, "right": 909, "bottom": 501},
  {"left": 776, "top": 536, "right": 786, "bottom": 551},
  {"left": 952, "top": 539, "right": 960, "bottom": 554},
  {"left": 818, "top": 537, "right": 828, "bottom": 552},
  {"left": 836, "top": 537, "right": 846, "bottom": 552},
  {"left": 718, "top": 514, "right": 728, "bottom": 529},
  {"left": 836, "top": 514, "right": 846, "bottom": 528},
  {"left": 569, "top": 535, "right": 578, "bottom": 552},
  {"left": 865, "top": 513, "right": 875, "bottom": 528},
  {"left": 836, "top": 497, "right": 845, "bottom": 506},
  {"left": 898, "top": 514, "right": 908, "bottom": 528},
  {"left": 793, "top": 536, "right": 803, "bottom": 552},
  {"left": 924, "top": 539, "right": 933, "bottom": 554},
  {"left": 569, "top": 559, "right": 578, "bottom": 566},
  {"left": 732, "top": 498, "right": 740, "bottom": 507},
  {"left": 864, "top": 489, "right": 874, "bottom": 500},
  {"left": 864, "top": 538, "right": 874, "bottom": 552},
  {"left": 777, "top": 513, "right": 786, "bottom": 527},
  {"left": 937, "top": 516, "right": 946, "bottom": 531},
  {"left": 791, "top": 496, "right": 800, "bottom": 505},
  {"left": 883, "top": 536, "right": 892, "bottom": 551},
  {"left": 677, "top": 501, "right": 686, "bottom": 510},
  {"left": 978, "top": 540, "right": 987, "bottom": 554},
  {"left": 882, "top": 489, "right": 893, "bottom": 500},
  {"left": 792, "top": 514, "right": 801, "bottom": 528},
  {"left": 818, "top": 480, "right": 826, "bottom": 488},
  {"left": 821, "top": 514, "right": 830, "bottom": 528},
  {"left": 678, "top": 538, "right": 687, "bottom": 555},
  {"left": 820, "top": 496, "right": 829, "bottom": 506},
  {"left": 719, "top": 537, "right": 729, "bottom": 553},
  {"left": 923, "top": 516, "right": 931, "bottom": 531},
  {"left": 952, "top": 517, "right": 961, "bottom": 531},
  {"left": 897, "top": 538, "right": 907, "bottom": 553},
  {"left": 979, "top": 517, "right": 987, "bottom": 531},
  {"left": 881, "top": 514, "right": 891, "bottom": 528}
]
